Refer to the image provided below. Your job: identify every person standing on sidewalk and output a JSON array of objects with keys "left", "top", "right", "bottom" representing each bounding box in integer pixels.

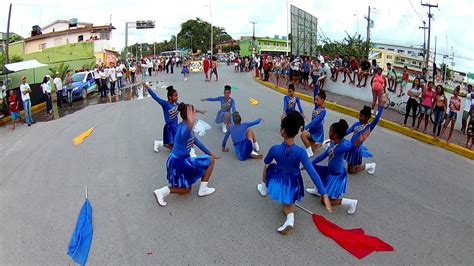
[
  {"left": 41, "top": 76, "right": 53, "bottom": 117},
  {"left": 65, "top": 71, "right": 73, "bottom": 106},
  {"left": 370, "top": 68, "right": 386, "bottom": 114},
  {"left": 403, "top": 78, "right": 422, "bottom": 128},
  {"left": 432, "top": 85, "right": 447, "bottom": 139},
  {"left": 108, "top": 62, "right": 117, "bottom": 96},
  {"left": 416, "top": 81, "right": 435, "bottom": 132},
  {"left": 1, "top": 80, "right": 8, "bottom": 118},
  {"left": 440, "top": 86, "right": 462, "bottom": 144},
  {"left": 8, "top": 90, "right": 23, "bottom": 130},
  {"left": 53, "top": 72, "right": 63, "bottom": 109},
  {"left": 116, "top": 61, "right": 124, "bottom": 90},
  {"left": 460, "top": 84, "right": 473, "bottom": 134},
  {"left": 203, "top": 56, "right": 210, "bottom": 81},
  {"left": 20, "top": 76, "right": 35, "bottom": 126}
]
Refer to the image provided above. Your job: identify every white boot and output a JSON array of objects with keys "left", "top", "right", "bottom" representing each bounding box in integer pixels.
[
  {"left": 306, "top": 147, "right": 314, "bottom": 158},
  {"left": 153, "top": 186, "right": 170, "bottom": 206},
  {"left": 251, "top": 151, "right": 263, "bottom": 159},
  {"left": 277, "top": 213, "right": 294, "bottom": 235},
  {"left": 253, "top": 141, "right": 260, "bottom": 152},
  {"left": 198, "top": 182, "right": 215, "bottom": 196},
  {"left": 306, "top": 188, "right": 321, "bottom": 196},
  {"left": 222, "top": 123, "right": 227, "bottom": 133},
  {"left": 154, "top": 140, "right": 163, "bottom": 153},
  {"left": 342, "top": 198, "right": 358, "bottom": 214},
  {"left": 189, "top": 147, "right": 197, "bottom": 158},
  {"left": 257, "top": 183, "right": 267, "bottom": 196},
  {"left": 366, "top": 163, "right": 376, "bottom": 175}
]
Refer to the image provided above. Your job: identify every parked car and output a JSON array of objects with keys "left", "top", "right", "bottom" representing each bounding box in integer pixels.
[{"left": 61, "top": 71, "right": 97, "bottom": 102}]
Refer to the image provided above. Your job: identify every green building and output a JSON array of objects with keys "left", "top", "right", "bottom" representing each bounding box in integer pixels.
[{"left": 239, "top": 35, "right": 290, "bottom": 57}]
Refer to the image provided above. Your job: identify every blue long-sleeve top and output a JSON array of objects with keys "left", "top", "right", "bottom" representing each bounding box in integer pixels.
[
  {"left": 264, "top": 143, "right": 327, "bottom": 195},
  {"left": 147, "top": 88, "right": 179, "bottom": 124},
  {"left": 172, "top": 122, "right": 211, "bottom": 157},
  {"left": 305, "top": 106, "right": 326, "bottom": 133},
  {"left": 312, "top": 139, "right": 352, "bottom": 174},
  {"left": 206, "top": 96, "right": 236, "bottom": 113},
  {"left": 346, "top": 106, "right": 384, "bottom": 146},
  {"left": 283, "top": 95, "right": 304, "bottom": 114},
  {"left": 222, "top": 118, "right": 262, "bottom": 148}
]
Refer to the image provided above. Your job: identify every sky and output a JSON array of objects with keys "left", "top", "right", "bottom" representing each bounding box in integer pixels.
[{"left": 1, "top": 0, "right": 473, "bottom": 72}]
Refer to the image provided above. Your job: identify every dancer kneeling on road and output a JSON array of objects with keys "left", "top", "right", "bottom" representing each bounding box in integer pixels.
[
  {"left": 222, "top": 112, "right": 263, "bottom": 160},
  {"left": 307, "top": 119, "right": 358, "bottom": 214},
  {"left": 301, "top": 91, "right": 327, "bottom": 158},
  {"left": 257, "top": 111, "right": 332, "bottom": 235},
  {"left": 345, "top": 105, "right": 383, "bottom": 175},
  {"left": 154, "top": 103, "right": 220, "bottom": 206}
]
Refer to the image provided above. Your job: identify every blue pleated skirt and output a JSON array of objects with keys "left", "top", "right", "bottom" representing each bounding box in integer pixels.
[
  {"left": 233, "top": 139, "right": 253, "bottom": 161},
  {"left": 181, "top": 67, "right": 189, "bottom": 74},
  {"left": 166, "top": 153, "right": 211, "bottom": 188},
  {"left": 310, "top": 130, "right": 324, "bottom": 144},
  {"left": 314, "top": 165, "right": 347, "bottom": 199},
  {"left": 163, "top": 122, "right": 178, "bottom": 145},
  {"left": 344, "top": 145, "right": 373, "bottom": 166},
  {"left": 215, "top": 110, "right": 230, "bottom": 124},
  {"left": 265, "top": 163, "right": 304, "bottom": 205}
]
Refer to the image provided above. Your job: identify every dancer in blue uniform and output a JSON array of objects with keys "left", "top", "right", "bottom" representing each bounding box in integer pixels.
[
  {"left": 222, "top": 112, "right": 263, "bottom": 160},
  {"left": 201, "top": 85, "right": 236, "bottom": 133},
  {"left": 345, "top": 105, "right": 384, "bottom": 175},
  {"left": 153, "top": 103, "right": 220, "bottom": 206},
  {"left": 257, "top": 111, "right": 332, "bottom": 235},
  {"left": 146, "top": 83, "right": 205, "bottom": 155},
  {"left": 307, "top": 119, "right": 358, "bottom": 214},
  {"left": 281, "top": 84, "right": 304, "bottom": 120},
  {"left": 301, "top": 91, "right": 327, "bottom": 158}
]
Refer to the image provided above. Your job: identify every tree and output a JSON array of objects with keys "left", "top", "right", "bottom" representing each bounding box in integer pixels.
[
  {"left": 48, "top": 62, "right": 71, "bottom": 83},
  {"left": 318, "top": 33, "right": 370, "bottom": 60},
  {"left": 177, "top": 18, "right": 232, "bottom": 53}
]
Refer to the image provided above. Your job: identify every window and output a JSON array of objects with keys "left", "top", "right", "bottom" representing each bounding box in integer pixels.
[
  {"left": 407, "top": 51, "right": 412, "bottom": 54},
  {"left": 386, "top": 55, "right": 393, "bottom": 59},
  {"left": 258, "top": 41, "right": 261, "bottom": 45},
  {"left": 99, "top": 32, "right": 110, "bottom": 40},
  {"left": 397, "top": 49, "right": 404, "bottom": 53},
  {"left": 86, "top": 74, "right": 92, "bottom": 81},
  {"left": 412, "top": 61, "right": 417, "bottom": 65},
  {"left": 39, "top": 43, "right": 46, "bottom": 50},
  {"left": 388, "top": 48, "right": 394, "bottom": 51},
  {"left": 400, "top": 58, "right": 406, "bottom": 63},
  {"left": 78, "top": 35, "right": 84, "bottom": 42},
  {"left": 418, "top": 52, "right": 424, "bottom": 57},
  {"left": 266, "top": 42, "right": 270, "bottom": 47}
]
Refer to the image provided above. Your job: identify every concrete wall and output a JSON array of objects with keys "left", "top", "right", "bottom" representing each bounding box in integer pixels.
[{"left": 23, "top": 42, "right": 95, "bottom": 64}]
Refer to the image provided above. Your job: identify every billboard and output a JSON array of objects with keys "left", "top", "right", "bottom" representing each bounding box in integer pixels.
[{"left": 290, "top": 5, "right": 318, "bottom": 57}]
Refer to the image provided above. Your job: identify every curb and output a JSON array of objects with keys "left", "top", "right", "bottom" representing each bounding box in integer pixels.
[
  {"left": 0, "top": 102, "right": 47, "bottom": 126},
  {"left": 255, "top": 78, "right": 474, "bottom": 160}
]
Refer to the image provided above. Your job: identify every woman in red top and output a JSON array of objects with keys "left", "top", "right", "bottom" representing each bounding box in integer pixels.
[
  {"left": 416, "top": 81, "right": 434, "bottom": 132},
  {"left": 203, "top": 56, "right": 210, "bottom": 82}
]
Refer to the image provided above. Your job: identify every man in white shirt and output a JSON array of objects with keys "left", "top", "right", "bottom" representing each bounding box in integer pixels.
[
  {"left": 108, "top": 62, "right": 117, "bottom": 96},
  {"left": 53, "top": 72, "right": 63, "bottom": 108},
  {"left": 461, "top": 84, "right": 473, "bottom": 134},
  {"left": 147, "top": 60, "right": 153, "bottom": 77},
  {"left": 20, "top": 76, "right": 35, "bottom": 126},
  {"left": 93, "top": 65, "right": 101, "bottom": 94},
  {"left": 116, "top": 62, "right": 124, "bottom": 89},
  {"left": 99, "top": 67, "right": 108, "bottom": 97},
  {"left": 1, "top": 80, "right": 7, "bottom": 117}
]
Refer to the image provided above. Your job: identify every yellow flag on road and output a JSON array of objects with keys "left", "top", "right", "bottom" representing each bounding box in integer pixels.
[
  {"left": 73, "top": 126, "right": 96, "bottom": 145},
  {"left": 249, "top": 97, "right": 259, "bottom": 105}
]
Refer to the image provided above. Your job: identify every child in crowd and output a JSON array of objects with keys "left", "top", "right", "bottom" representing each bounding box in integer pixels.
[
  {"left": 440, "top": 86, "right": 461, "bottom": 144},
  {"left": 222, "top": 112, "right": 263, "bottom": 160},
  {"left": 345, "top": 105, "right": 384, "bottom": 175},
  {"left": 9, "top": 90, "right": 23, "bottom": 130},
  {"left": 398, "top": 66, "right": 409, "bottom": 97},
  {"left": 257, "top": 111, "right": 332, "bottom": 235},
  {"left": 282, "top": 83, "right": 304, "bottom": 120},
  {"left": 153, "top": 103, "right": 219, "bottom": 206},
  {"left": 301, "top": 91, "right": 327, "bottom": 158},
  {"left": 201, "top": 85, "right": 236, "bottom": 133},
  {"left": 307, "top": 119, "right": 358, "bottom": 214}
]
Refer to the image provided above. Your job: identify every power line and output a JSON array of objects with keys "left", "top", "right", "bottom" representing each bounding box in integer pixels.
[{"left": 408, "top": 0, "right": 424, "bottom": 22}]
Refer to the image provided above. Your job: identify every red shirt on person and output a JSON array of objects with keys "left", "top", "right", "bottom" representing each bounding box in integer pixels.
[
  {"left": 203, "top": 58, "right": 210, "bottom": 72},
  {"left": 350, "top": 58, "right": 359, "bottom": 71},
  {"left": 9, "top": 94, "right": 19, "bottom": 113}
]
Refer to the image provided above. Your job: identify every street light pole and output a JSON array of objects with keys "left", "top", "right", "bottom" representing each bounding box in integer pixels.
[
  {"left": 286, "top": 0, "right": 289, "bottom": 56},
  {"left": 209, "top": 0, "right": 213, "bottom": 57}
]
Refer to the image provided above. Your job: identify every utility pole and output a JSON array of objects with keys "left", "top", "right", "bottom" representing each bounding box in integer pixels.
[
  {"left": 421, "top": 1, "right": 438, "bottom": 70},
  {"left": 364, "top": 6, "right": 374, "bottom": 53},
  {"left": 5, "top": 4, "right": 12, "bottom": 65},
  {"left": 433, "top": 35, "right": 437, "bottom": 82},
  {"left": 419, "top": 21, "right": 428, "bottom": 67},
  {"left": 250, "top": 21, "right": 257, "bottom": 54}
]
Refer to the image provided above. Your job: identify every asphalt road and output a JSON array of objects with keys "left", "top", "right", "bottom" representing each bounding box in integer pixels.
[{"left": 0, "top": 65, "right": 472, "bottom": 265}]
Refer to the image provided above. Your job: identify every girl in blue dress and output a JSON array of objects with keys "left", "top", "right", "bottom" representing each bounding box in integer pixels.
[
  {"left": 201, "top": 85, "right": 236, "bottom": 133},
  {"left": 146, "top": 84, "right": 206, "bottom": 154},
  {"left": 153, "top": 103, "right": 220, "bottom": 206},
  {"left": 281, "top": 83, "right": 304, "bottom": 120},
  {"left": 222, "top": 112, "right": 263, "bottom": 161},
  {"left": 301, "top": 91, "right": 327, "bottom": 158},
  {"left": 307, "top": 119, "right": 358, "bottom": 214},
  {"left": 345, "top": 105, "right": 384, "bottom": 175},
  {"left": 257, "top": 111, "right": 332, "bottom": 235}
]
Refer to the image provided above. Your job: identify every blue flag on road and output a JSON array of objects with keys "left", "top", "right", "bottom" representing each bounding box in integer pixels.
[{"left": 67, "top": 198, "right": 93, "bottom": 265}]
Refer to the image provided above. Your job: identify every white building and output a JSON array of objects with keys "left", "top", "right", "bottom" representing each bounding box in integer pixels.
[{"left": 372, "top": 42, "right": 434, "bottom": 66}]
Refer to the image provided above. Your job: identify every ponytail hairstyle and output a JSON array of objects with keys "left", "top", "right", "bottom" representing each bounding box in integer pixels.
[
  {"left": 166, "top": 86, "right": 177, "bottom": 100},
  {"left": 224, "top": 85, "right": 232, "bottom": 93},
  {"left": 288, "top": 83, "right": 295, "bottom": 92},
  {"left": 330, "top": 119, "right": 349, "bottom": 140},
  {"left": 232, "top": 111, "right": 242, "bottom": 125},
  {"left": 317, "top": 90, "right": 326, "bottom": 101},
  {"left": 177, "top": 102, "right": 194, "bottom": 120},
  {"left": 360, "top": 105, "right": 372, "bottom": 119},
  {"left": 281, "top": 110, "right": 305, "bottom": 138}
]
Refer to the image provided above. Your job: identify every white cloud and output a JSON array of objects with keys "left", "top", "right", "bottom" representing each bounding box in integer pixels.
[{"left": 1, "top": 0, "right": 473, "bottom": 71}]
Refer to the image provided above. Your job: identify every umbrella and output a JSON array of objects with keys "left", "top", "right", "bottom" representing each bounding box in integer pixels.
[
  {"left": 249, "top": 97, "right": 259, "bottom": 105},
  {"left": 67, "top": 187, "right": 93, "bottom": 265},
  {"left": 295, "top": 204, "right": 394, "bottom": 259},
  {"left": 73, "top": 125, "right": 97, "bottom": 145}
]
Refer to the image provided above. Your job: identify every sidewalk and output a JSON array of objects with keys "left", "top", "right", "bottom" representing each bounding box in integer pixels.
[{"left": 255, "top": 76, "right": 473, "bottom": 159}]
